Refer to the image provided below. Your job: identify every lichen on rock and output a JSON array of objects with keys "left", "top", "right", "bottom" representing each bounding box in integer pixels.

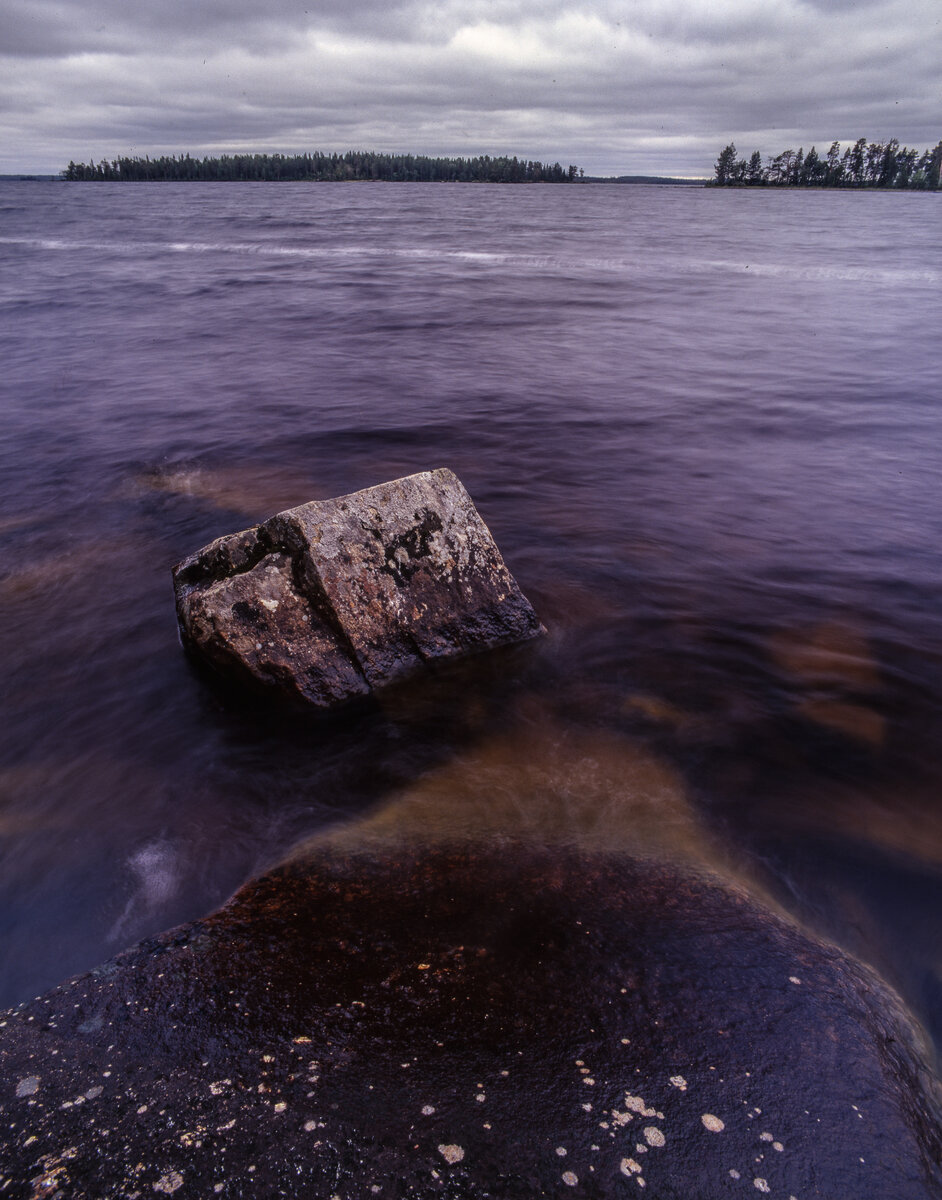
[{"left": 172, "top": 469, "right": 544, "bottom": 707}]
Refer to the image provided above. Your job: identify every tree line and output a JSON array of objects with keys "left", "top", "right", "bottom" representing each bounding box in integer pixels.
[
  {"left": 62, "top": 151, "right": 580, "bottom": 184},
  {"left": 712, "top": 138, "right": 942, "bottom": 189}
]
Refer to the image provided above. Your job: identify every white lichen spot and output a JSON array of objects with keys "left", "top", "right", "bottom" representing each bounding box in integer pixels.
[
  {"left": 773, "top": 1142, "right": 784, "bottom": 1153},
  {"left": 214, "top": 1186, "right": 224, "bottom": 1194},
  {"left": 293, "top": 1036, "right": 311, "bottom": 1044},
  {"left": 701, "top": 1114, "right": 725, "bottom": 1132},
  {"left": 789, "top": 976, "right": 801, "bottom": 985},
  {"left": 669, "top": 1076, "right": 687, "bottom": 1091},
  {"left": 260, "top": 598, "right": 279, "bottom": 612},
  {"left": 556, "top": 1147, "right": 568, "bottom": 1157},
  {"left": 754, "top": 1180, "right": 770, "bottom": 1194},
  {"left": 476, "top": 1094, "right": 486, "bottom": 1103},
  {"left": 153, "top": 1171, "right": 184, "bottom": 1194},
  {"left": 583, "top": 1078, "right": 596, "bottom": 1086},
  {"left": 304, "top": 1120, "right": 317, "bottom": 1132},
  {"left": 273, "top": 1102, "right": 287, "bottom": 1113},
  {"left": 644, "top": 1127, "right": 665, "bottom": 1148},
  {"left": 15, "top": 1077, "right": 40, "bottom": 1098},
  {"left": 760, "top": 1132, "right": 773, "bottom": 1143},
  {"left": 730, "top": 1169, "right": 741, "bottom": 1180},
  {"left": 438, "top": 1144, "right": 464, "bottom": 1165},
  {"left": 612, "top": 1111, "right": 633, "bottom": 1126},
  {"left": 621, "top": 1159, "right": 642, "bottom": 1176},
  {"left": 85, "top": 1086, "right": 103, "bottom": 1100},
  {"left": 137, "top": 1105, "right": 149, "bottom": 1115},
  {"left": 621, "top": 1038, "right": 630, "bottom": 1044},
  {"left": 209, "top": 1081, "right": 230, "bottom": 1096},
  {"left": 417, "top": 963, "right": 430, "bottom": 971},
  {"left": 562, "top": 1171, "right": 578, "bottom": 1186},
  {"left": 421, "top": 1105, "right": 436, "bottom": 1116}
]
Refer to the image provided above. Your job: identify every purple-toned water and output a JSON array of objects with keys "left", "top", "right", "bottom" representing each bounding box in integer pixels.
[{"left": 1, "top": 181, "right": 940, "bottom": 1055}]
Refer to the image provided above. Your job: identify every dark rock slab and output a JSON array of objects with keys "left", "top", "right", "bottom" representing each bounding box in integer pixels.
[
  {"left": 172, "top": 469, "right": 544, "bottom": 707},
  {"left": 1, "top": 845, "right": 940, "bottom": 1198}
]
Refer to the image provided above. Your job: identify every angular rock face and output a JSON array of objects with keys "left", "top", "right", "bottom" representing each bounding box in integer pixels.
[{"left": 172, "top": 469, "right": 544, "bottom": 707}]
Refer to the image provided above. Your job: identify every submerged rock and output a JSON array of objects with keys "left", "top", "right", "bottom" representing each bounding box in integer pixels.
[
  {"left": 1, "top": 844, "right": 940, "bottom": 1198},
  {"left": 172, "top": 468, "right": 544, "bottom": 707}
]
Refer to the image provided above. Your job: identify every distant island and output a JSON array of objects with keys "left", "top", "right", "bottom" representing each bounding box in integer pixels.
[
  {"left": 62, "top": 152, "right": 580, "bottom": 183},
  {"left": 711, "top": 138, "right": 942, "bottom": 189},
  {"left": 582, "top": 175, "right": 707, "bottom": 185}
]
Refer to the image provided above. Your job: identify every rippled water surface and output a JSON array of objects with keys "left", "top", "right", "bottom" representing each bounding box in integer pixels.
[{"left": 1, "top": 180, "right": 940, "bottom": 1053}]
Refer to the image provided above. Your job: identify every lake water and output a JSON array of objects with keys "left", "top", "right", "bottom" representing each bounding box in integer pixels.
[{"left": 1, "top": 180, "right": 940, "bottom": 1059}]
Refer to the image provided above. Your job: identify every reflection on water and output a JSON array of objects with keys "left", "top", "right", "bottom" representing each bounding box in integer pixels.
[{"left": 0, "top": 181, "right": 940, "bottom": 1061}]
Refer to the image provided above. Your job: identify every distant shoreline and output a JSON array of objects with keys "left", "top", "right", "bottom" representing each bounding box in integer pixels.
[
  {"left": 61, "top": 152, "right": 580, "bottom": 184},
  {"left": 581, "top": 175, "right": 707, "bottom": 185},
  {"left": 3, "top": 173, "right": 709, "bottom": 186}
]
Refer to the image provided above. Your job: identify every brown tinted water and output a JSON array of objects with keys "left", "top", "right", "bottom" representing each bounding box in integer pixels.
[{"left": 0, "top": 181, "right": 940, "bottom": 1059}]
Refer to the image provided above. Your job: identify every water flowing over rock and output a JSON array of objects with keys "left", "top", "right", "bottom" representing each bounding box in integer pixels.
[
  {"left": 1, "top": 846, "right": 940, "bottom": 1198},
  {"left": 172, "top": 469, "right": 544, "bottom": 707}
]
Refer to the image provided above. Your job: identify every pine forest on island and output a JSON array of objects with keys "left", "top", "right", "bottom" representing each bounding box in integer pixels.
[
  {"left": 712, "top": 138, "right": 942, "bottom": 188},
  {"left": 62, "top": 151, "right": 581, "bottom": 183}
]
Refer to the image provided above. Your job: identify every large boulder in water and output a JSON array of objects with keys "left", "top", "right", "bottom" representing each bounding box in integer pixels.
[
  {"left": 1, "top": 843, "right": 940, "bottom": 1198},
  {"left": 172, "top": 468, "right": 544, "bottom": 707}
]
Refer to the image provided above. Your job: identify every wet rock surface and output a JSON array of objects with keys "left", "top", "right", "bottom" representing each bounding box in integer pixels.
[
  {"left": 1, "top": 846, "right": 940, "bottom": 1199},
  {"left": 172, "top": 470, "right": 544, "bottom": 707}
]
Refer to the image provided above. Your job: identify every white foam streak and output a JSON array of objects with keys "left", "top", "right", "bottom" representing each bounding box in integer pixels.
[{"left": 0, "top": 234, "right": 937, "bottom": 287}]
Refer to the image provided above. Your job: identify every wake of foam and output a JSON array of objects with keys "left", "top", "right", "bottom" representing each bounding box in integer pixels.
[{"left": 1, "top": 233, "right": 937, "bottom": 287}]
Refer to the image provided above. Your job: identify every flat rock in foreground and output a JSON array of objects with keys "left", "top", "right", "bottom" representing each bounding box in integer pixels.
[
  {"left": 172, "top": 469, "right": 544, "bottom": 707},
  {"left": 1, "top": 846, "right": 940, "bottom": 1198}
]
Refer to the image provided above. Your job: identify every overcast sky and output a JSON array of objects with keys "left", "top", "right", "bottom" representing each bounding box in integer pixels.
[{"left": 2, "top": 0, "right": 939, "bottom": 177}]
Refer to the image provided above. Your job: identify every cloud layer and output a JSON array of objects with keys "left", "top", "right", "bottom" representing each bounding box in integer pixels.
[{"left": 2, "top": 0, "right": 939, "bottom": 176}]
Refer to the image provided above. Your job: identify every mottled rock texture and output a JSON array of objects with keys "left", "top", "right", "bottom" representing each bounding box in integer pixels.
[
  {"left": 1, "top": 846, "right": 940, "bottom": 1198},
  {"left": 172, "top": 469, "right": 544, "bottom": 707}
]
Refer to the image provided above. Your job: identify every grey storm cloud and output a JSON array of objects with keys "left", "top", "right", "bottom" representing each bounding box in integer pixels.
[{"left": 1, "top": 0, "right": 939, "bottom": 176}]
